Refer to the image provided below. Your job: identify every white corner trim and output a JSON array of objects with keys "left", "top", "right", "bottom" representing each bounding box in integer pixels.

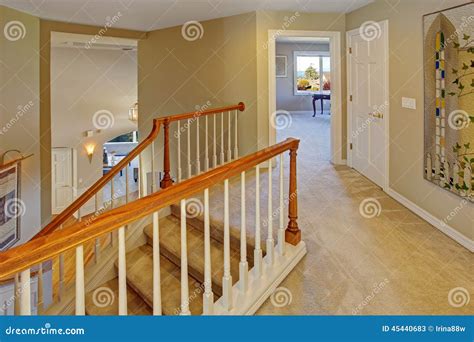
[{"left": 387, "top": 188, "right": 474, "bottom": 252}]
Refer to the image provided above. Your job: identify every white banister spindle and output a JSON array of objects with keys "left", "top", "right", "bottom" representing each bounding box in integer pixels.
[
  {"left": 203, "top": 188, "right": 214, "bottom": 314},
  {"left": 110, "top": 178, "right": 115, "bottom": 208},
  {"left": 118, "top": 226, "right": 127, "bottom": 315},
  {"left": 151, "top": 141, "right": 155, "bottom": 193},
  {"left": 266, "top": 159, "right": 274, "bottom": 264},
  {"left": 14, "top": 273, "right": 20, "bottom": 314},
  {"left": 234, "top": 110, "right": 238, "bottom": 159},
  {"left": 278, "top": 153, "right": 285, "bottom": 256},
  {"left": 205, "top": 116, "right": 209, "bottom": 171},
  {"left": 227, "top": 111, "right": 232, "bottom": 161},
  {"left": 153, "top": 212, "right": 162, "bottom": 315},
  {"left": 180, "top": 199, "right": 191, "bottom": 315},
  {"left": 139, "top": 153, "right": 145, "bottom": 198},
  {"left": 94, "top": 194, "right": 100, "bottom": 263},
  {"left": 177, "top": 121, "right": 182, "bottom": 182},
  {"left": 196, "top": 117, "right": 201, "bottom": 174},
  {"left": 125, "top": 165, "right": 129, "bottom": 204},
  {"left": 213, "top": 115, "right": 217, "bottom": 168},
  {"left": 220, "top": 113, "right": 225, "bottom": 165},
  {"left": 222, "top": 179, "right": 233, "bottom": 310},
  {"left": 75, "top": 245, "right": 85, "bottom": 315},
  {"left": 19, "top": 269, "right": 31, "bottom": 315},
  {"left": 187, "top": 119, "right": 192, "bottom": 178},
  {"left": 254, "top": 165, "right": 262, "bottom": 276},
  {"left": 239, "top": 171, "right": 248, "bottom": 293}
]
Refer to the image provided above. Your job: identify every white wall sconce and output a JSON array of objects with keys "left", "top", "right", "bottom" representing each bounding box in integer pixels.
[
  {"left": 85, "top": 144, "right": 96, "bottom": 163},
  {"left": 129, "top": 102, "right": 138, "bottom": 122}
]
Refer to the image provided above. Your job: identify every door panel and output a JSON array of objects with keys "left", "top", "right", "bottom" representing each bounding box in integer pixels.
[
  {"left": 52, "top": 148, "right": 74, "bottom": 214},
  {"left": 349, "top": 22, "right": 388, "bottom": 188}
]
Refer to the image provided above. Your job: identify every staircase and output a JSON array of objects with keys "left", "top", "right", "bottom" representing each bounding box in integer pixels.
[{"left": 0, "top": 103, "right": 306, "bottom": 316}]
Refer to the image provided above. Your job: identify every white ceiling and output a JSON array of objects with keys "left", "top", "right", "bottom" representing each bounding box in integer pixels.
[{"left": 0, "top": 0, "right": 373, "bottom": 32}]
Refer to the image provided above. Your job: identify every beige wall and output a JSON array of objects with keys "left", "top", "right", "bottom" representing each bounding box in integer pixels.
[
  {"left": 138, "top": 12, "right": 259, "bottom": 180},
  {"left": 256, "top": 11, "right": 347, "bottom": 154},
  {"left": 0, "top": 6, "right": 41, "bottom": 244},
  {"left": 51, "top": 46, "right": 137, "bottom": 197},
  {"left": 276, "top": 42, "right": 330, "bottom": 112},
  {"left": 346, "top": 0, "right": 473, "bottom": 239}
]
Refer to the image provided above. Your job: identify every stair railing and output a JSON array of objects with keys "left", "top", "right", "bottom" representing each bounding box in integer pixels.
[
  {"left": 23, "top": 102, "right": 245, "bottom": 306},
  {"left": 0, "top": 138, "right": 303, "bottom": 315}
]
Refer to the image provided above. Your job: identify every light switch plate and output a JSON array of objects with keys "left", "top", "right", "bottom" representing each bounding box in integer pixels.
[{"left": 402, "top": 97, "right": 416, "bottom": 110}]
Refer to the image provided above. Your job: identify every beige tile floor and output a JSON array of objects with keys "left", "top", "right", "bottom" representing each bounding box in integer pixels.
[{"left": 256, "top": 113, "right": 473, "bottom": 315}]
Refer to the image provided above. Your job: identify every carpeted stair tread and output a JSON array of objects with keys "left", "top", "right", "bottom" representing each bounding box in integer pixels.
[
  {"left": 85, "top": 278, "right": 152, "bottom": 316},
  {"left": 121, "top": 245, "right": 203, "bottom": 315},
  {"left": 143, "top": 215, "right": 241, "bottom": 296}
]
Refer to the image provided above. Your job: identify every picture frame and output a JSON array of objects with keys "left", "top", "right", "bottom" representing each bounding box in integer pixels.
[
  {"left": 275, "top": 55, "right": 288, "bottom": 78},
  {"left": 0, "top": 163, "right": 21, "bottom": 250}
]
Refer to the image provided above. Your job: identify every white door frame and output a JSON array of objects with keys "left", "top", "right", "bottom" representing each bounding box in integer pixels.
[
  {"left": 51, "top": 147, "right": 77, "bottom": 214},
  {"left": 268, "top": 29, "right": 344, "bottom": 164},
  {"left": 346, "top": 20, "right": 390, "bottom": 191}
]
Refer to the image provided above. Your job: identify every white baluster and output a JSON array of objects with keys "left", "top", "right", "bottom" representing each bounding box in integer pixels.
[
  {"left": 94, "top": 194, "right": 100, "bottom": 263},
  {"left": 196, "top": 117, "right": 201, "bottom": 174},
  {"left": 125, "top": 165, "right": 129, "bottom": 204},
  {"left": 110, "top": 178, "right": 115, "bottom": 208},
  {"left": 222, "top": 179, "right": 233, "bottom": 310},
  {"left": 239, "top": 171, "right": 248, "bottom": 293},
  {"left": 187, "top": 119, "right": 192, "bottom": 178},
  {"left": 266, "top": 158, "right": 274, "bottom": 264},
  {"left": 213, "top": 115, "right": 217, "bottom": 168},
  {"left": 278, "top": 153, "right": 285, "bottom": 256},
  {"left": 234, "top": 110, "right": 238, "bottom": 159},
  {"left": 75, "top": 245, "right": 85, "bottom": 315},
  {"left": 118, "top": 226, "right": 127, "bottom": 315},
  {"left": 254, "top": 165, "right": 262, "bottom": 276},
  {"left": 203, "top": 188, "right": 214, "bottom": 314},
  {"left": 153, "top": 212, "right": 162, "bottom": 315},
  {"left": 180, "top": 199, "right": 191, "bottom": 315},
  {"left": 58, "top": 224, "right": 65, "bottom": 301},
  {"left": 227, "top": 111, "right": 232, "bottom": 161},
  {"left": 177, "top": 121, "right": 182, "bottom": 182},
  {"left": 19, "top": 269, "right": 31, "bottom": 315},
  {"left": 14, "top": 274, "right": 20, "bottom": 314},
  {"left": 205, "top": 116, "right": 209, "bottom": 171},
  {"left": 138, "top": 153, "right": 145, "bottom": 198},
  {"left": 151, "top": 141, "right": 155, "bottom": 193},
  {"left": 220, "top": 113, "right": 225, "bottom": 165}
]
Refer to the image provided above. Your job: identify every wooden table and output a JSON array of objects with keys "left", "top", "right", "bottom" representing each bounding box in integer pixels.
[{"left": 312, "top": 93, "right": 331, "bottom": 116}]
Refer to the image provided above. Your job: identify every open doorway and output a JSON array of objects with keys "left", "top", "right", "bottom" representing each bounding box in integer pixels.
[
  {"left": 50, "top": 32, "right": 138, "bottom": 215},
  {"left": 268, "top": 30, "right": 343, "bottom": 164}
]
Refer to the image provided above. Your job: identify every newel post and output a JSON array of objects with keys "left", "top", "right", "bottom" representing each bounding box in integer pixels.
[
  {"left": 285, "top": 143, "right": 301, "bottom": 245},
  {"left": 160, "top": 119, "right": 173, "bottom": 189}
]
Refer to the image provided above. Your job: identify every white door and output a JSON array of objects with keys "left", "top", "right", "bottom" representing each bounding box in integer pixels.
[
  {"left": 348, "top": 21, "right": 389, "bottom": 189},
  {"left": 52, "top": 148, "right": 75, "bottom": 214}
]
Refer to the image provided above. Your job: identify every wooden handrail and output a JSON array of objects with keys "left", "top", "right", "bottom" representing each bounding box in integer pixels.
[
  {"left": 33, "top": 119, "right": 160, "bottom": 239},
  {"left": 159, "top": 102, "right": 246, "bottom": 189},
  {"left": 0, "top": 138, "right": 300, "bottom": 279},
  {"left": 157, "top": 102, "right": 245, "bottom": 124},
  {"left": 34, "top": 102, "right": 245, "bottom": 240}
]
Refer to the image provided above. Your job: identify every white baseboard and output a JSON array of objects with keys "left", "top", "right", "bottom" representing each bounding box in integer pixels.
[{"left": 387, "top": 188, "right": 474, "bottom": 252}]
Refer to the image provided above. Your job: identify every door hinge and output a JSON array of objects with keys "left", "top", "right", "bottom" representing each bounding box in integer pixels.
[
  {"left": 349, "top": 47, "right": 352, "bottom": 54},
  {"left": 350, "top": 143, "right": 353, "bottom": 150},
  {"left": 349, "top": 95, "right": 353, "bottom": 102}
]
